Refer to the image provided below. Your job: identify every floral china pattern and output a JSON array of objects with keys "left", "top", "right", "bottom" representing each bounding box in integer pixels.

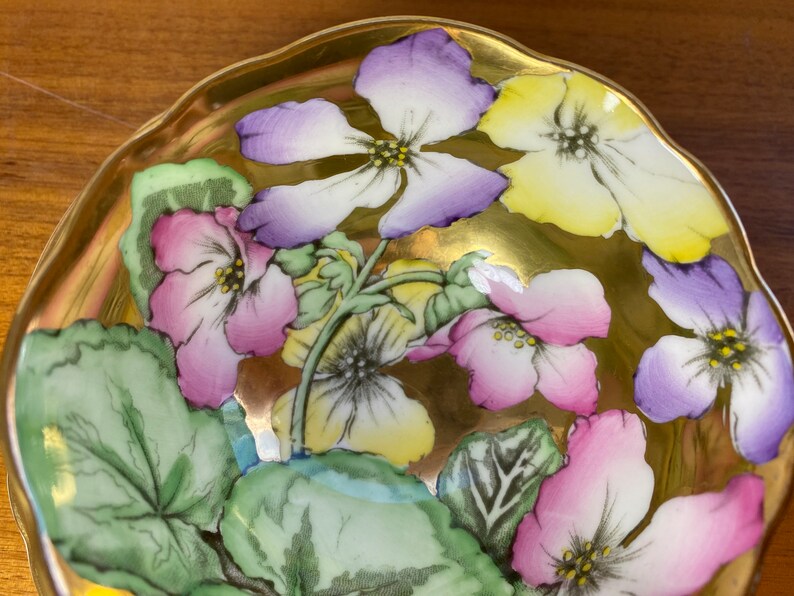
[{"left": 11, "top": 26, "right": 794, "bottom": 596}]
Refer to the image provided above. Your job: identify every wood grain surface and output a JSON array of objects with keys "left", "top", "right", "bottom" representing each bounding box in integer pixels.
[{"left": 1, "top": 1, "right": 792, "bottom": 593}]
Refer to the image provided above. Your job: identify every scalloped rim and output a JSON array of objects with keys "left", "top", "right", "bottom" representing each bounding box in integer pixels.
[{"left": 2, "top": 15, "right": 792, "bottom": 594}]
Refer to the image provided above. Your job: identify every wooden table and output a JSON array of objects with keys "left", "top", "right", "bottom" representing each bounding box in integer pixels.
[{"left": 1, "top": 1, "right": 792, "bottom": 593}]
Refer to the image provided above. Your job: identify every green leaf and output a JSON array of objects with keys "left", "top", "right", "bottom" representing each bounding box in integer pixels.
[
  {"left": 316, "top": 565, "right": 444, "bottom": 596},
  {"left": 438, "top": 420, "right": 563, "bottom": 570},
  {"left": 321, "top": 231, "right": 366, "bottom": 267},
  {"left": 511, "top": 579, "right": 544, "bottom": 596},
  {"left": 346, "top": 293, "right": 392, "bottom": 315},
  {"left": 319, "top": 259, "right": 354, "bottom": 294},
  {"left": 191, "top": 585, "right": 254, "bottom": 596},
  {"left": 392, "top": 300, "right": 417, "bottom": 324},
  {"left": 424, "top": 284, "right": 489, "bottom": 334},
  {"left": 445, "top": 250, "right": 491, "bottom": 287},
  {"left": 15, "top": 321, "right": 241, "bottom": 595},
  {"left": 119, "top": 159, "right": 253, "bottom": 320},
  {"left": 220, "top": 451, "right": 512, "bottom": 596},
  {"left": 282, "top": 510, "right": 321, "bottom": 594},
  {"left": 295, "top": 280, "right": 337, "bottom": 329},
  {"left": 275, "top": 244, "right": 318, "bottom": 279}
]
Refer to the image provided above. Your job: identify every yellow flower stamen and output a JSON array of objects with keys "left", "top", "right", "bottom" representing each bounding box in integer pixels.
[
  {"left": 514, "top": 341, "right": 524, "bottom": 349},
  {"left": 721, "top": 346, "right": 733, "bottom": 357},
  {"left": 562, "top": 550, "right": 573, "bottom": 562},
  {"left": 709, "top": 359, "right": 720, "bottom": 368},
  {"left": 725, "top": 329, "right": 737, "bottom": 337},
  {"left": 566, "top": 570, "right": 576, "bottom": 580},
  {"left": 602, "top": 546, "right": 611, "bottom": 556},
  {"left": 493, "top": 332, "right": 502, "bottom": 340},
  {"left": 735, "top": 342, "right": 746, "bottom": 351},
  {"left": 732, "top": 362, "right": 742, "bottom": 370}
]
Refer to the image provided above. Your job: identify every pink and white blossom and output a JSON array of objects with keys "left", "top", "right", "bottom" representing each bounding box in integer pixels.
[
  {"left": 513, "top": 410, "right": 764, "bottom": 594},
  {"left": 149, "top": 207, "right": 297, "bottom": 408},
  {"left": 408, "top": 264, "right": 610, "bottom": 414}
]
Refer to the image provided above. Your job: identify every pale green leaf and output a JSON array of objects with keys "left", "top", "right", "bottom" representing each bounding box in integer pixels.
[
  {"left": 446, "top": 250, "right": 491, "bottom": 287},
  {"left": 220, "top": 451, "right": 512, "bottom": 596},
  {"left": 424, "top": 284, "right": 489, "bottom": 334},
  {"left": 15, "top": 322, "right": 240, "bottom": 594},
  {"left": 321, "top": 231, "right": 366, "bottom": 267},
  {"left": 119, "top": 159, "right": 253, "bottom": 319},
  {"left": 295, "top": 281, "right": 337, "bottom": 328}
]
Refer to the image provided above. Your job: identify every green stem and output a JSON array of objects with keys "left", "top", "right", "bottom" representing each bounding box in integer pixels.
[
  {"left": 360, "top": 271, "right": 445, "bottom": 295},
  {"left": 289, "top": 239, "right": 390, "bottom": 456},
  {"left": 348, "top": 238, "right": 390, "bottom": 295}
]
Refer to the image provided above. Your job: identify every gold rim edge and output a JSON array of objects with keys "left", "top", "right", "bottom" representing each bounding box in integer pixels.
[{"left": 1, "top": 15, "right": 790, "bottom": 594}]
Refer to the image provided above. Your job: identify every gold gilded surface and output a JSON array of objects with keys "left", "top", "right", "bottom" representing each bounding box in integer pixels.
[{"left": 2, "top": 17, "right": 792, "bottom": 595}]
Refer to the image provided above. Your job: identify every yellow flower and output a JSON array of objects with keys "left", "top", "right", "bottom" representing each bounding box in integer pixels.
[
  {"left": 272, "top": 260, "right": 441, "bottom": 466},
  {"left": 478, "top": 72, "right": 728, "bottom": 262}
]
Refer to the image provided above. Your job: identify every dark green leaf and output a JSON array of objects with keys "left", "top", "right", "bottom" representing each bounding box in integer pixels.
[
  {"left": 220, "top": 451, "right": 512, "bottom": 595},
  {"left": 424, "top": 284, "right": 489, "bottom": 334},
  {"left": 438, "top": 420, "right": 563, "bottom": 570},
  {"left": 15, "top": 322, "right": 240, "bottom": 594},
  {"left": 119, "top": 159, "right": 253, "bottom": 319},
  {"left": 316, "top": 565, "right": 444, "bottom": 596},
  {"left": 275, "top": 244, "right": 319, "bottom": 279},
  {"left": 282, "top": 510, "right": 321, "bottom": 594},
  {"left": 321, "top": 231, "right": 366, "bottom": 267},
  {"left": 191, "top": 585, "right": 254, "bottom": 596}
]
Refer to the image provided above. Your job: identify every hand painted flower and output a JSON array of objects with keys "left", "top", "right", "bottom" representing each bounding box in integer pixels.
[
  {"left": 270, "top": 260, "right": 440, "bottom": 465},
  {"left": 513, "top": 410, "right": 764, "bottom": 595},
  {"left": 408, "top": 263, "right": 610, "bottom": 414},
  {"left": 149, "top": 207, "right": 297, "bottom": 408},
  {"left": 478, "top": 72, "right": 729, "bottom": 263},
  {"left": 235, "top": 28, "right": 507, "bottom": 248},
  {"left": 635, "top": 252, "right": 794, "bottom": 464}
]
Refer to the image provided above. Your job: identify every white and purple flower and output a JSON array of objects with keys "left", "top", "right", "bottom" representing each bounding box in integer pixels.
[
  {"left": 408, "top": 264, "right": 610, "bottom": 414},
  {"left": 149, "top": 207, "right": 297, "bottom": 408},
  {"left": 635, "top": 252, "right": 794, "bottom": 464},
  {"left": 513, "top": 410, "right": 764, "bottom": 595},
  {"left": 235, "top": 28, "right": 507, "bottom": 248}
]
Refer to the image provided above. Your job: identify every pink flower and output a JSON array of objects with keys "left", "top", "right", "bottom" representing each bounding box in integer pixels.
[
  {"left": 149, "top": 207, "right": 297, "bottom": 408},
  {"left": 512, "top": 410, "right": 764, "bottom": 594},
  {"left": 408, "top": 264, "right": 610, "bottom": 414}
]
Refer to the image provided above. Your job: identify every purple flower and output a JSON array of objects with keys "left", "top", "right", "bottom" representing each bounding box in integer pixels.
[
  {"left": 149, "top": 207, "right": 298, "bottom": 408},
  {"left": 408, "top": 264, "right": 610, "bottom": 414},
  {"left": 635, "top": 251, "right": 794, "bottom": 463},
  {"left": 513, "top": 410, "right": 764, "bottom": 594},
  {"left": 235, "top": 28, "right": 507, "bottom": 248}
]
